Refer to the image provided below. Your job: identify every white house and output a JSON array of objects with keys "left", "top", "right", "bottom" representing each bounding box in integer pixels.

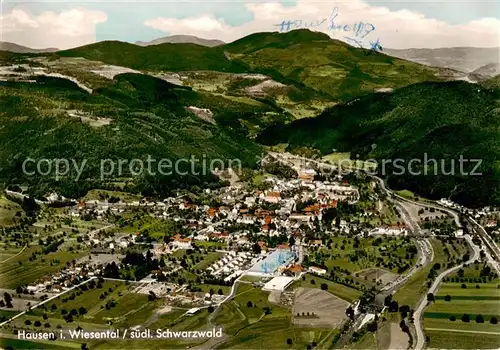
[{"left": 309, "top": 266, "right": 327, "bottom": 275}]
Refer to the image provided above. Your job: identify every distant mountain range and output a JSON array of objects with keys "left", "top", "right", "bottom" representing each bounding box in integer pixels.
[
  {"left": 58, "top": 30, "right": 466, "bottom": 101},
  {"left": 3, "top": 37, "right": 498, "bottom": 79},
  {"left": 0, "top": 42, "right": 59, "bottom": 53},
  {"left": 135, "top": 35, "right": 225, "bottom": 47},
  {"left": 472, "top": 62, "right": 500, "bottom": 77},
  {"left": 384, "top": 47, "right": 500, "bottom": 77}
]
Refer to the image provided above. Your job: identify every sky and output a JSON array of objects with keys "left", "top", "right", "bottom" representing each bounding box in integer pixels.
[{"left": 1, "top": 0, "right": 499, "bottom": 50}]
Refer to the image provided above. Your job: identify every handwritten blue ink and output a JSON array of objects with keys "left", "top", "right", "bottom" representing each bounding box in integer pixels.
[
  {"left": 274, "top": 6, "right": 380, "bottom": 51},
  {"left": 275, "top": 19, "right": 327, "bottom": 32},
  {"left": 344, "top": 36, "right": 383, "bottom": 55},
  {"left": 344, "top": 36, "right": 364, "bottom": 48},
  {"left": 275, "top": 20, "right": 293, "bottom": 32},
  {"left": 369, "top": 37, "right": 383, "bottom": 52}
]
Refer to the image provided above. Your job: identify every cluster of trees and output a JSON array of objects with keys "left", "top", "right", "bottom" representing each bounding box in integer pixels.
[
  {"left": 444, "top": 265, "right": 499, "bottom": 284},
  {"left": 60, "top": 306, "right": 88, "bottom": 322},
  {"left": 449, "top": 314, "right": 498, "bottom": 324},
  {"left": 101, "top": 250, "right": 160, "bottom": 281},
  {"left": 0, "top": 292, "right": 13, "bottom": 308},
  {"left": 23, "top": 319, "right": 52, "bottom": 329},
  {"left": 384, "top": 295, "right": 413, "bottom": 319}
]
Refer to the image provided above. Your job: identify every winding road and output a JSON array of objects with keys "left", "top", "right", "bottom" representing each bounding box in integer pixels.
[{"left": 413, "top": 234, "right": 481, "bottom": 350}]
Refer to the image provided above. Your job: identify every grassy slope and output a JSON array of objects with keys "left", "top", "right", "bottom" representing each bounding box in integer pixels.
[
  {"left": 259, "top": 81, "right": 500, "bottom": 207},
  {"left": 0, "top": 195, "right": 23, "bottom": 227}
]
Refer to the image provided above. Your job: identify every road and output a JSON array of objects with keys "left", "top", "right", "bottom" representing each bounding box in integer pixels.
[
  {"left": 380, "top": 238, "right": 433, "bottom": 294},
  {"left": 88, "top": 224, "right": 115, "bottom": 239},
  {"left": 413, "top": 234, "right": 481, "bottom": 350},
  {"left": 1, "top": 245, "right": 27, "bottom": 263},
  {"left": 369, "top": 175, "right": 422, "bottom": 234},
  {"left": 391, "top": 194, "right": 461, "bottom": 229},
  {"left": 467, "top": 217, "right": 500, "bottom": 261}
]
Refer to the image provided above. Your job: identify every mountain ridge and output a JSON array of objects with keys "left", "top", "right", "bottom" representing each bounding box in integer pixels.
[
  {"left": 384, "top": 46, "right": 499, "bottom": 76},
  {"left": 136, "top": 34, "right": 225, "bottom": 47},
  {"left": 0, "top": 42, "right": 59, "bottom": 53},
  {"left": 57, "top": 30, "right": 461, "bottom": 101}
]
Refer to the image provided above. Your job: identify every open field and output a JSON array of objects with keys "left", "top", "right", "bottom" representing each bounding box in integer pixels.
[
  {"left": 120, "top": 216, "right": 178, "bottom": 240},
  {"left": 316, "top": 236, "right": 417, "bottom": 275},
  {"left": 347, "top": 317, "right": 408, "bottom": 350},
  {"left": 0, "top": 246, "right": 86, "bottom": 289},
  {"left": 356, "top": 268, "right": 398, "bottom": 286},
  {"left": 425, "top": 300, "right": 500, "bottom": 315},
  {"left": 194, "top": 284, "right": 231, "bottom": 295},
  {"left": 76, "top": 253, "right": 123, "bottom": 266},
  {"left": 386, "top": 322, "right": 409, "bottom": 349},
  {"left": 424, "top": 318, "right": 500, "bottom": 332},
  {"left": 423, "top": 282, "right": 500, "bottom": 349},
  {"left": 194, "top": 241, "right": 227, "bottom": 250},
  {"left": 239, "top": 275, "right": 270, "bottom": 283},
  {"left": 287, "top": 274, "right": 362, "bottom": 302},
  {"left": 292, "top": 288, "right": 349, "bottom": 328},
  {"left": 170, "top": 249, "right": 222, "bottom": 270},
  {"left": 82, "top": 189, "right": 142, "bottom": 202},
  {"left": 0, "top": 246, "right": 27, "bottom": 263},
  {"left": 214, "top": 283, "right": 290, "bottom": 336},
  {"left": 435, "top": 282, "right": 500, "bottom": 297},
  {"left": 394, "top": 189, "right": 434, "bottom": 204},
  {"left": 425, "top": 329, "right": 500, "bottom": 349},
  {"left": 191, "top": 252, "right": 223, "bottom": 270},
  {"left": 0, "top": 310, "right": 19, "bottom": 322}
]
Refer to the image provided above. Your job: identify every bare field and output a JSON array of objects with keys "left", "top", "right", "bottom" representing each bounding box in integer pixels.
[
  {"left": 356, "top": 268, "right": 398, "bottom": 286},
  {"left": 292, "top": 288, "right": 349, "bottom": 328},
  {"left": 387, "top": 322, "right": 409, "bottom": 349},
  {"left": 76, "top": 253, "right": 124, "bottom": 266}
]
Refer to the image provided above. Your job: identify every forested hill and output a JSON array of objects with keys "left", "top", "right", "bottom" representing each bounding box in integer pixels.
[
  {"left": 258, "top": 81, "right": 500, "bottom": 207},
  {"left": 0, "top": 73, "right": 263, "bottom": 199},
  {"left": 57, "top": 30, "right": 451, "bottom": 101}
]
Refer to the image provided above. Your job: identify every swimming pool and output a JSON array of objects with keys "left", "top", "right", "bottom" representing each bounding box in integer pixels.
[{"left": 249, "top": 249, "right": 296, "bottom": 274}]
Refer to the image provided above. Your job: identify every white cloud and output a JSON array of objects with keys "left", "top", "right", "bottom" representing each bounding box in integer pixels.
[
  {"left": 144, "top": 0, "right": 500, "bottom": 48},
  {"left": 1, "top": 8, "right": 107, "bottom": 49}
]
